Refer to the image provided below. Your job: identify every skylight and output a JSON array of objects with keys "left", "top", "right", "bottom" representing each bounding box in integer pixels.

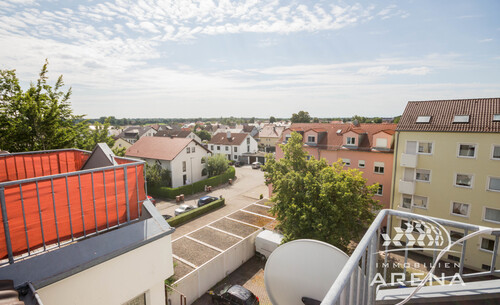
[
  {"left": 416, "top": 116, "right": 431, "bottom": 123},
  {"left": 453, "top": 115, "right": 470, "bottom": 123},
  {"left": 336, "top": 129, "right": 342, "bottom": 134},
  {"left": 494, "top": 114, "right": 500, "bottom": 122}
]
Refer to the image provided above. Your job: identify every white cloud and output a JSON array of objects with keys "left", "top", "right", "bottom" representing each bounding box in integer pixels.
[{"left": 479, "top": 38, "right": 493, "bottom": 43}]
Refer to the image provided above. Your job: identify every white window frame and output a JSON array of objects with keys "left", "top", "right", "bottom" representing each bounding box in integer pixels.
[
  {"left": 186, "top": 147, "right": 190, "bottom": 154},
  {"left": 457, "top": 143, "right": 477, "bottom": 158},
  {"left": 225, "top": 146, "right": 229, "bottom": 151},
  {"left": 450, "top": 201, "right": 470, "bottom": 218},
  {"left": 234, "top": 147, "right": 238, "bottom": 152},
  {"left": 480, "top": 237, "right": 495, "bottom": 253},
  {"left": 454, "top": 173, "right": 474, "bottom": 189},
  {"left": 285, "top": 135, "right": 291, "bottom": 143},
  {"left": 412, "top": 195, "right": 428, "bottom": 210},
  {"left": 346, "top": 137, "right": 356, "bottom": 145},
  {"left": 491, "top": 144, "right": 500, "bottom": 160},
  {"left": 375, "top": 137, "right": 388, "bottom": 148},
  {"left": 453, "top": 115, "right": 470, "bottom": 123},
  {"left": 342, "top": 158, "right": 351, "bottom": 166},
  {"left": 449, "top": 230, "right": 464, "bottom": 245},
  {"left": 417, "top": 141, "right": 434, "bottom": 155},
  {"left": 358, "top": 160, "right": 365, "bottom": 168},
  {"left": 416, "top": 115, "right": 431, "bottom": 123},
  {"left": 400, "top": 194, "right": 412, "bottom": 210},
  {"left": 486, "top": 176, "right": 500, "bottom": 192},
  {"left": 374, "top": 162, "right": 384, "bottom": 174},
  {"left": 192, "top": 146, "right": 195, "bottom": 153},
  {"left": 415, "top": 168, "right": 431, "bottom": 182},
  {"left": 375, "top": 184, "right": 383, "bottom": 196},
  {"left": 307, "top": 135, "right": 316, "bottom": 142},
  {"left": 483, "top": 206, "right": 500, "bottom": 224},
  {"left": 494, "top": 114, "right": 500, "bottom": 121},
  {"left": 211, "top": 145, "right": 214, "bottom": 150}
]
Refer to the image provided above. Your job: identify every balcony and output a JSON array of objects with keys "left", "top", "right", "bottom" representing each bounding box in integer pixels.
[
  {"left": 399, "top": 179, "right": 415, "bottom": 195},
  {"left": 400, "top": 153, "right": 417, "bottom": 168},
  {"left": 320, "top": 209, "right": 500, "bottom": 305}
]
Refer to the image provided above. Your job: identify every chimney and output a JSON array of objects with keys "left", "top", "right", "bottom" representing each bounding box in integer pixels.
[
  {"left": 227, "top": 131, "right": 231, "bottom": 140},
  {"left": 353, "top": 119, "right": 360, "bottom": 127}
]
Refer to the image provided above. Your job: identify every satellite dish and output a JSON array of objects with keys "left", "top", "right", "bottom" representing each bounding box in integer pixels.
[{"left": 264, "top": 239, "right": 350, "bottom": 305}]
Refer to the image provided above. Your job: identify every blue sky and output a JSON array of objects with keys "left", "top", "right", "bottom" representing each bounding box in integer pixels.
[{"left": 1, "top": 0, "right": 499, "bottom": 118}]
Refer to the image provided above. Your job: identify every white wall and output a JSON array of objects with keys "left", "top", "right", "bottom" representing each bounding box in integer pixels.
[
  {"left": 170, "top": 142, "right": 210, "bottom": 188},
  {"left": 208, "top": 136, "right": 258, "bottom": 161},
  {"left": 38, "top": 235, "right": 173, "bottom": 305}
]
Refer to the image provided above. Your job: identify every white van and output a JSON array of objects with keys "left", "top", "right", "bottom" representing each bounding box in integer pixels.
[{"left": 255, "top": 229, "right": 284, "bottom": 259}]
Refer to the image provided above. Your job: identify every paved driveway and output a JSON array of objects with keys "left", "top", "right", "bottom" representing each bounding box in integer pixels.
[{"left": 153, "top": 166, "right": 268, "bottom": 239}]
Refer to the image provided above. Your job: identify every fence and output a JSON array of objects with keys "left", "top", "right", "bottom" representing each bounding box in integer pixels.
[{"left": 0, "top": 149, "right": 146, "bottom": 264}]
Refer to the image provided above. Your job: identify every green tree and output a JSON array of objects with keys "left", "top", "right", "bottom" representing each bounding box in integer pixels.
[
  {"left": 145, "top": 163, "right": 171, "bottom": 188},
  {"left": 263, "top": 132, "right": 380, "bottom": 252},
  {"left": 0, "top": 61, "right": 87, "bottom": 152},
  {"left": 269, "top": 116, "right": 276, "bottom": 123},
  {"left": 393, "top": 116, "right": 401, "bottom": 123},
  {"left": 206, "top": 154, "right": 229, "bottom": 177},
  {"left": 373, "top": 117, "right": 383, "bottom": 123},
  {"left": 291, "top": 111, "right": 311, "bottom": 123},
  {"left": 312, "top": 117, "right": 320, "bottom": 123},
  {"left": 195, "top": 129, "right": 211, "bottom": 141}
]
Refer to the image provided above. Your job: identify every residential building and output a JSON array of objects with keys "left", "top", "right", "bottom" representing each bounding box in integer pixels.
[
  {"left": 155, "top": 129, "right": 202, "bottom": 143},
  {"left": 390, "top": 98, "right": 500, "bottom": 271},
  {"left": 112, "top": 137, "right": 132, "bottom": 151},
  {"left": 208, "top": 132, "right": 258, "bottom": 163},
  {"left": 277, "top": 123, "right": 397, "bottom": 212},
  {"left": 258, "top": 124, "right": 285, "bottom": 152},
  {"left": 117, "top": 126, "right": 157, "bottom": 144},
  {"left": 0, "top": 146, "right": 174, "bottom": 305},
  {"left": 126, "top": 137, "right": 211, "bottom": 188}
]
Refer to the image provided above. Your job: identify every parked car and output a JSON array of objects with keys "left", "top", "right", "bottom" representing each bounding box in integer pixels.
[
  {"left": 234, "top": 161, "right": 243, "bottom": 167},
  {"left": 163, "top": 215, "right": 172, "bottom": 221},
  {"left": 147, "top": 195, "right": 156, "bottom": 206},
  {"left": 209, "top": 285, "right": 259, "bottom": 305},
  {"left": 251, "top": 162, "right": 261, "bottom": 169},
  {"left": 198, "top": 196, "right": 219, "bottom": 207},
  {"left": 174, "top": 204, "right": 195, "bottom": 216}
]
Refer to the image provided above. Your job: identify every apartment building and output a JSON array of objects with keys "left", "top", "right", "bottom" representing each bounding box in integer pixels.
[
  {"left": 0, "top": 146, "right": 174, "bottom": 305},
  {"left": 391, "top": 98, "right": 500, "bottom": 271},
  {"left": 276, "top": 123, "right": 397, "bottom": 212},
  {"left": 208, "top": 131, "right": 258, "bottom": 162}
]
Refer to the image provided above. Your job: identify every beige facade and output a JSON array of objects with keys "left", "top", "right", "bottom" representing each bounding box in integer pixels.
[{"left": 391, "top": 132, "right": 500, "bottom": 271}]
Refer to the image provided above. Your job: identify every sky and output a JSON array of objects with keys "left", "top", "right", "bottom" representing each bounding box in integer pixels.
[{"left": 1, "top": 0, "right": 499, "bottom": 119}]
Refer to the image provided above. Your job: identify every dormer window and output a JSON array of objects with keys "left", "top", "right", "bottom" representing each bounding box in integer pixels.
[
  {"left": 493, "top": 114, "right": 500, "bottom": 122},
  {"left": 453, "top": 115, "right": 470, "bottom": 123},
  {"left": 347, "top": 137, "right": 356, "bottom": 145},
  {"left": 307, "top": 136, "right": 316, "bottom": 142},
  {"left": 416, "top": 116, "right": 431, "bottom": 123}
]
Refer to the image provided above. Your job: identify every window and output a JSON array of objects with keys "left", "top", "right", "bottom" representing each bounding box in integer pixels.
[
  {"left": 400, "top": 220, "right": 418, "bottom": 233},
  {"left": 307, "top": 136, "right": 316, "bottom": 142},
  {"left": 451, "top": 202, "right": 469, "bottom": 217},
  {"left": 186, "top": 147, "right": 190, "bottom": 153},
  {"left": 201, "top": 157, "right": 206, "bottom": 164},
  {"left": 285, "top": 135, "right": 291, "bottom": 143},
  {"left": 453, "top": 115, "right": 470, "bottom": 123},
  {"left": 358, "top": 160, "right": 365, "bottom": 168},
  {"left": 488, "top": 177, "right": 500, "bottom": 192},
  {"left": 247, "top": 138, "right": 250, "bottom": 144},
  {"left": 234, "top": 155, "right": 237, "bottom": 160},
  {"left": 494, "top": 114, "right": 500, "bottom": 121},
  {"left": 306, "top": 155, "right": 311, "bottom": 160},
  {"left": 455, "top": 174, "right": 473, "bottom": 188},
  {"left": 182, "top": 161, "right": 186, "bottom": 172},
  {"left": 124, "top": 293, "right": 146, "bottom": 305},
  {"left": 401, "top": 194, "right": 412, "bottom": 209},
  {"left": 493, "top": 145, "right": 500, "bottom": 159},
  {"left": 480, "top": 238, "right": 495, "bottom": 252},
  {"left": 448, "top": 255, "right": 460, "bottom": 262},
  {"left": 225, "top": 146, "right": 229, "bottom": 151},
  {"left": 484, "top": 207, "right": 500, "bottom": 223},
  {"left": 482, "top": 264, "right": 492, "bottom": 271},
  {"left": 458, "top": 144, "right": 476, "bottom": 158},
  {"left": 417, "top": 142, "right": 433, "bottom": 154},
  {"left": 416, "top": 115, "right": 431, "bottom": 123},
  {"left": 192, "top": 147, "right": 195, "bottom": 153},
  {"left": 346, "top": 137, "right": 356, "bottom": 145},
  {"left": 375, "top": 138, "right": 388, "bottom": 148},
  {"left": 201, "top": 168, "right": 207, "bottom": 176},
  {"left": 376, "top": 185, "right": 383, "bottom": 196},
  {"left": 450, "top": 231, "right": 464, "bottom": 244},
  {"left": 415, "top": 169, "right": 431, "bottom": 182},
  {"left": 217, "top": 146, "right": 220, "bottom": 150},
  {"left": 413, "top": 195, "right": 428, "bottom": 209},
  {"left": 211, "top": 145, "right": 214, "bottom": 150},
  {"left": 234, "top": 147, "right": 238, "bottom": 152},
  {"left": 342, "top": 158, "right": 351, "bottom": 166},
  {"left": 247, "top": 145, "right": 250, "bottom": 152},
  {"left": 374, "top": 162, "right": 384, "bottom": 174}
]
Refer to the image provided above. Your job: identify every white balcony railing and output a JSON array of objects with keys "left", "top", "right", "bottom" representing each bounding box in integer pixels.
[
  {"left": 399, "top": 179, "right": 416, "bottom": 194},
  {"left": 400, "top": 153, "right": 417, "bottom": 168}
]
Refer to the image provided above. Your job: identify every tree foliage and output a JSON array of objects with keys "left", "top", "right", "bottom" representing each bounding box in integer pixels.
[
  {"left": 290, "top": 111, "right": 311, "bottom": 123},
  {"left": 0, "top": 61, "right": 87, "bottom": 152},
  {"left": 269, "top": 116, "right": 276, "bottom": 123},
  {"left": 195, "top": 129, "right": 211, "bottom": 141},
  {"left": 146, "top": 163, "right": 171, "bottom": 188},
  {"left": 205, "top": 154, "right": 229, "bottom": 177},
  {"left": 263, "top": 132, "right": 380, "bottom": 252}
]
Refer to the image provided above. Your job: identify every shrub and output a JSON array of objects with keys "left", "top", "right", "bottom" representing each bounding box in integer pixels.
[
  {"left": 148, "top": 167, "right": 235, "bottom": 199},
  {"left": 167, "top": 198, "right": 225, "bottom": 227}
]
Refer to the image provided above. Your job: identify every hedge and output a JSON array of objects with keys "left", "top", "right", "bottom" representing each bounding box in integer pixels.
[
  {"left": 167, "top": 198, "right": 225, "bottom": 227},
  {"left": 149, "top": 166, "right": 235, "bottom": 199}
]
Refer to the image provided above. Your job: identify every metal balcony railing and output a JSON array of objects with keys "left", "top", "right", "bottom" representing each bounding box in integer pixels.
[
  {"left": 321, "top": 209, "right": 500, "bottom": 305},
  {"left": 0, "top": 149, "right": 147, "bottom": 266}
]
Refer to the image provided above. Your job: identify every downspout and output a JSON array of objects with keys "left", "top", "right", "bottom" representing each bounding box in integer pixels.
[{"left": 389, "top": 131, "right": 400, "bottom": 237}]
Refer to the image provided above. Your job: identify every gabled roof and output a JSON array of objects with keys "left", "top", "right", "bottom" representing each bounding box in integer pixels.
[
  {"left": 126, "top": 137, "right": 209, "bottom": 161},
  {"left": 259, "top": 125, "right": 285, "bottom": 138},
  {"left": 397, "top": 98, "right": 500, "bottom": 133},
  {"left": 118, "top": 126, "right": 153, "bottom": 139},
  {"left": 208, "top": 133, "right": 249, "bottom": 145},
  {"left": 155, "top": 130, "right": 192, "bottom": 138}
]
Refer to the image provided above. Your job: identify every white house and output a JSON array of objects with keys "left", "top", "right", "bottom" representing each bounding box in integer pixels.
[
  {"left": 208, "top": 132, "right": 258, "bottom": 162},
  {"left": 154, "top": 129, "right": 202, "bottom": 143},
  {"left": 117, "top": 126, "right": 157, "bottom": 144},
  {"left": 126, "top": 137, "right": 211, "bottom": 188}
]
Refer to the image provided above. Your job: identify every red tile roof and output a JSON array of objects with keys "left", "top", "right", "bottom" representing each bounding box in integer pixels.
[
  {"left": 397, "top": 98, "right": 500, "bottom": 132},
  {"left": 208, "top": 133, "right": 249, "bottom": 145},
  {"left": 125, "top": 137, "right": 208, "bottom": 161}
]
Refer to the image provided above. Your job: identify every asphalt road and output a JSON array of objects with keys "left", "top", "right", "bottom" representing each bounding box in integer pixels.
[{"left": 153, "top": 165, "right": 268, "bottom": 239}]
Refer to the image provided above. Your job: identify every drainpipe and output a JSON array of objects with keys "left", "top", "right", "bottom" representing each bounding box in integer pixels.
[{"left": 389, "top": 131, "right": 400, "bottom": 236}]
